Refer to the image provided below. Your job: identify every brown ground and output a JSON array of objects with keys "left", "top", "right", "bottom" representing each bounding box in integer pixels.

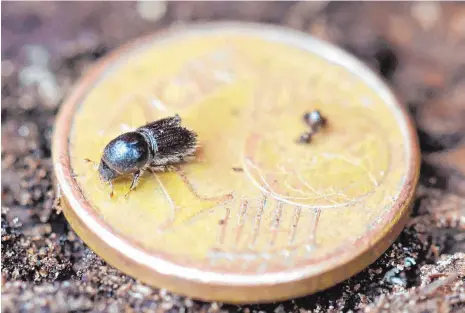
[{"left": 1, "top": 2, "right": 465, "bottom": 313}]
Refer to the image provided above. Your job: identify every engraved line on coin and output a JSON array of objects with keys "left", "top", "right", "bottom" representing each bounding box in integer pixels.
[
  {"left": 235, "top": 199, "right": 249, "bottom": 245},
  {"left": 293, "top": 170, "right": 347, "bottom": 206},
  {"left": 286, "top": 179, "right": 352, "bottom": 204},
  {"left": 182, "top": 200, "right": 235, "bottom": 228},
  {"left": 174, "top": 166, "right": 234, "bottom": 204},
  {"left": 333, "top": 153, "right": 379, "bottom": 187},
  {"left": 152, "top": 168, "right": 234, "bottom": 232},
  {"left": 157, "top": 199, "right": 233, "bottom": 234},
  {"left": 218, "top": 206, "right": 231, "bottom": 245},
  {"left": 306, "top": 208, "right": 321, "bottom": 254},
  {"left": 250, "top": 195, "right": 267, "bottom": 248},
  {"left": 292, "top": 170, "right": 363, "bottom": 205},
  {"left": 288, "top": 205, "right": 303, "bottom": 245},
  {"left": 208, "top": 197, "right": 321, "bottom": 265},
  {"left": 243, "top": 158, "right": 280, "bottom": 197},
  {"left": 152, "top": 172, "right": 178, "bottom": 229},
  {"left": 210, "top": 216, "right": 378, "bottom": 269},
  {"left": 244, "top": 153, "right": 386, "bottom": 209},
  {"left": 244, "top": 157, "right": 346, "bottom": 208},
  {"left": 269, "top": 200, "right": 284, "bottom": 247},
  {"left": 284, "top": 153, "right": 376, "bottom": 202},
  {"left": 208, "top": 206, "right": 323, "bottom": 268}
]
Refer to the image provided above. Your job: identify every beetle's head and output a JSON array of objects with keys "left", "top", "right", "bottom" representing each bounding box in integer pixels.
[{"left": 98, "top": 159, "right": 119, "bottom": 183}]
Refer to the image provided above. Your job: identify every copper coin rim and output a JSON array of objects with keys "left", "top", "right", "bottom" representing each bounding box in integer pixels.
[{"left": 52, "top": 22, "right": 420, "bottom": 303}]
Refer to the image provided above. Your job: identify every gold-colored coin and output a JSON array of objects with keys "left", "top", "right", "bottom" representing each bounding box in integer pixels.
[{"left": 53, "top": 23, "right": 420, "bottom": 304}]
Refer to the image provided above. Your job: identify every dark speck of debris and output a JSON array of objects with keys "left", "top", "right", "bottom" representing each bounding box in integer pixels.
[{"left": 232, "top": 167, "right": 244, "bottom": 172}]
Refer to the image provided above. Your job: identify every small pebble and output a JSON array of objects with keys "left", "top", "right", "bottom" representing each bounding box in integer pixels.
[
  {"left": 137, "top": 0, "right": 167, "bottom": 22},
  {"left": 404, "top": 257, "right": 416, "bottom": 268},
  {"left": 24, "top": 45, "right": 50, "bottom": 67}
]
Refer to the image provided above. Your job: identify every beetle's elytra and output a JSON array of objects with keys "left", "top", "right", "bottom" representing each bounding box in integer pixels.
[{"left": 91, "top": 114, "right": 198, "bottom": 197}]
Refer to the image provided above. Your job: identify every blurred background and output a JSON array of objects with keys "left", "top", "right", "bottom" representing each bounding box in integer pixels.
[{"left": 2, "top": 2, "right": 464, "bottom": 313}]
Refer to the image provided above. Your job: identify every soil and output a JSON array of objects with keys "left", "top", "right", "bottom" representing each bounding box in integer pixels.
[{"left": 2, "top": 2, "right": 464, "bottom": 313}]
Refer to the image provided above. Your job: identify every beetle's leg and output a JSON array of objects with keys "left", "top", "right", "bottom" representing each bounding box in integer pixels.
[
  {"left": 149, "top": 166, "right": 163, "bottom": 172},
  {"left": 150, "top": 165, "right": 177, "bottom": 172},
  {"left": 109, "top": 181, "right": 115, "bottom": 198},
  {"left": 125, "top": 169, "right": 144, "bottom": 198},
  {"left": 164, "top": 165, "right": 177, "bottom": 172},
  {"left": 84, "top": 158, "right": 99, "bottom": 171}
]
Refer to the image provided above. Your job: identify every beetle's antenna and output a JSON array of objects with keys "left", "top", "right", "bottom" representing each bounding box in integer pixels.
[{"left": 84, "top": 158, "right": 99, "bottom": 171}]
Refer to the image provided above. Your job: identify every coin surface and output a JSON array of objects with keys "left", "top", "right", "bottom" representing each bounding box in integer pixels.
[{"left": 52, "top": 23, "right": 420, "bottom": 303}]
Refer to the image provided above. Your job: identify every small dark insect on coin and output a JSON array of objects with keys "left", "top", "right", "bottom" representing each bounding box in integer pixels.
[
  {"left": 86, "top": 115, "right": 198, "bottom": 198},
  {"left": 298, "top": 132, "right": 313, "bottom": 144},
  {"left": 303, "top": 110, "right": 326, "bottom": 132},
  {"left": 297, "top": 110, "right": 327, "bottom": 144}
]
